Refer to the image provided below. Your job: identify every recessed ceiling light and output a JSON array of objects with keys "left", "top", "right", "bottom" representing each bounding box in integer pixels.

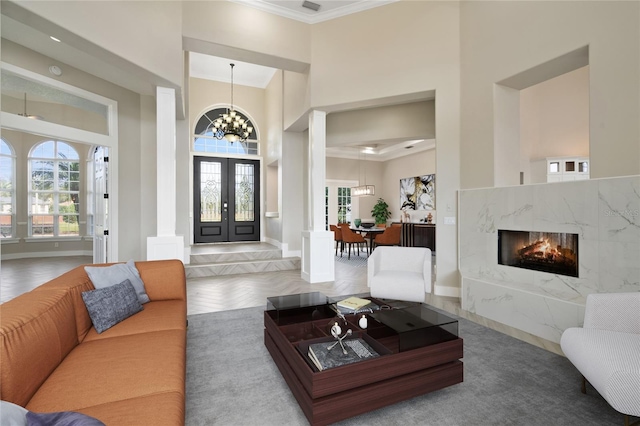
[
  {"left": 50, "top": 36, "right": 61, "bottom": 42},
  {"left": 49, "top": 65, "right": 62, "bottom": 76}
]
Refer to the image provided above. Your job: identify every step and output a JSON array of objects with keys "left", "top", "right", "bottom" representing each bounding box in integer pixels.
[
  {"left": 185, "top": 257, "right": 301, "bottom": 278},
  {"left": 190, "top": 242, "right": 281, "bottom": 264}
]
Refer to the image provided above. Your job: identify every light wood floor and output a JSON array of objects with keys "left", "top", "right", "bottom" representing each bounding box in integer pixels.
[
  {"left": 0, "top": 255, "right": 370, "bottom": 315},
  {"left": 0, "top": 255, "right": 562, "bottom": 354}
]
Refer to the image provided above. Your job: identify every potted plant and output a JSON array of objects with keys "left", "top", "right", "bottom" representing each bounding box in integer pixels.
[{"left": 371, "top": 198, "right": 391, "bottom": 226}]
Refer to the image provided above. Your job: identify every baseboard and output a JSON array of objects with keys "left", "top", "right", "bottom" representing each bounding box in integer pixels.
[
  {"left": 434, "top": 284, "right": 460, "bottom": 298},
  {"left": 1, "top": 250, "right": 93, "bottom": 261},
  {"left": 264, "top": 238, "right": 282, "bottom": 249}
]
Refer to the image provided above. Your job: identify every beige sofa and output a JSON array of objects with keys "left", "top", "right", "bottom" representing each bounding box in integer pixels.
[{"left": 0, "top": 259, "right": 187, "bottom": 425}]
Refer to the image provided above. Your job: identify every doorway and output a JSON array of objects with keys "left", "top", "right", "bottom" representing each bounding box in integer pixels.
[{"left": 193, "top": 156, "right": 260, "bottom": 243}]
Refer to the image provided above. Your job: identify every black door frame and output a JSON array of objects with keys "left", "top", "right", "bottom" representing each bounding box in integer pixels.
[{"left": 193, "top": 156, "right": 260, "bottom": 243}]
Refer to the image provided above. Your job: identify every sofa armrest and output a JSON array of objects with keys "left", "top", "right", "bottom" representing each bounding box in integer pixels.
[
  {"left": 583, "top": 292, "right": 640, "bottom": 334},
  {"left": 136, "top": 260, "right": 186, "bottom": 302}
]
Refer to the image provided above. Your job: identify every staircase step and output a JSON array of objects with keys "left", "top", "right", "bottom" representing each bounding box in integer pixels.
[
  {"left": 185, "top": 257, "right": 301, "bottom": 278},
  {"left": 190, "top": 249, "right": 282, "bottom": 264}
]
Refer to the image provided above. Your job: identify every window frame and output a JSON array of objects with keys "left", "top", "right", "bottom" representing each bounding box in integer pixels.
[
  {"left": 0, "top": 138, "right": 16, "bottom": 239},
  {"left": 28, "top": 140, "right": 81, "bottom": 238},
  {"left": 192, "top": 106, "right": 260, "bottom": 156}
]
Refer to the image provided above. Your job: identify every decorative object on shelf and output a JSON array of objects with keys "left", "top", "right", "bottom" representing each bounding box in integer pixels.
[
  {"left": 400, "top": 174, "right": 435, "bottom": 211},
  {"left": 209, "top": 63, "right": 254, "bottom": 143},
  {"left": 371, "top": 198, "right": 391, "bottom": 226},
  {"left": 426, "top": 212, "right": 433, "bottom": 223},
  {"left": 328, "top": 328, "right": 352, "bottom": 354},
  {"left": 359, "top": 315, "right": 368, "bottom": 329},
  {"left": 352, "top": 149, "right": 375, "bottom": 197}
]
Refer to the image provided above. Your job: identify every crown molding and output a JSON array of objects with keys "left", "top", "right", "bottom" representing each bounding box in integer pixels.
[{"left": 229, "top": 0, "right": 398, "bottom": 24}]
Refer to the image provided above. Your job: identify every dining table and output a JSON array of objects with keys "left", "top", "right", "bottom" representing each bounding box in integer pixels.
[{"left": 350, "top": 225, "right": 385, "bottom": 253}]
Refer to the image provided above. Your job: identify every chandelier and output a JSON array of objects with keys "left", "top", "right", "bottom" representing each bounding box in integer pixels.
[
  {"left": 351, "top": 149, "right": 375, "bottom": 197},
  {"left": 211, "top": 63, "right": 253, "bottom": 143}
]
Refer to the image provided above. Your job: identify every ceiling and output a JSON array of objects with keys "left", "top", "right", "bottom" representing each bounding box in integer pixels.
[{"left": 1, "top": 0, "right": 432, "bottom": 161}]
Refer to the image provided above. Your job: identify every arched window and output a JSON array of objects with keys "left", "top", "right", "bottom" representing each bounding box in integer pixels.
[
  {"left": 0, "top": 139, "right": 16, "bottom": 238},
  {"left": 193, "top": 107, "right": 259, "bottom": 155},
  {"left": 28, "top": 140, "right": 80, "bottom": 237}
]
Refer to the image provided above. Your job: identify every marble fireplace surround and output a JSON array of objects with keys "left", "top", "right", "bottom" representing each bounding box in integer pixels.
[{"left": 459, "top": 175, "right": 640, "bottom": 345}]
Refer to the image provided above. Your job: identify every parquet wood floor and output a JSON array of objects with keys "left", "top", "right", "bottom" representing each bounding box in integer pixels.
[
  {"left": 0, "top": 255, "right": 560, "bottom": 354},
  {"left": 0, "top": 256, "right": 369, "bottom": 315}
]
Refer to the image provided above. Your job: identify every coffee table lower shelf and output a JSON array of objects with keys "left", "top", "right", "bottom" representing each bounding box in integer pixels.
[{"left": 265, "top": 330, "right": 463, "bottom": 426}]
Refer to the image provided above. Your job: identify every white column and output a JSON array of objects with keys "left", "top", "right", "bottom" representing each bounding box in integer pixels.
[
  {"left": 147, "top": 87, "right": 184, "bottom": 261},
  {"left": 301, "top": 110, "right": 335, "bottom": 283}
]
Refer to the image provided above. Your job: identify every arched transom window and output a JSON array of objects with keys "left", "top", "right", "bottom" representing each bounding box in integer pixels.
[
  {"left": 193, "top": 107, "right": 259, "bottom": 155},
  {"left": 28, "top": 140, "right": 80, "bottom": 237}
]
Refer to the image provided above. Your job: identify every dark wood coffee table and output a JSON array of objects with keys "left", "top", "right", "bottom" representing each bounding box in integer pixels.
[{"left": 264, "top": 292, "right": 463, "bottom": 425}]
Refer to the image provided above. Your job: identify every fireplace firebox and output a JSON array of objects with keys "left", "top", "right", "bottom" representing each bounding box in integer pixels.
[{"left": 498, "top": 230, "right": 579, "bottom": 278}]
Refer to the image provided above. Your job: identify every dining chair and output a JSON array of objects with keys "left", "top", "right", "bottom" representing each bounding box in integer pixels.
[
  {"left": 373, "top": 224, "right": 401, "bottom": 248},
  {"left": 330, "top": 224, "right": 343, "bottom": 256},
  {"left": 339, "top": 223, "right": 368, "bottom": 259}
]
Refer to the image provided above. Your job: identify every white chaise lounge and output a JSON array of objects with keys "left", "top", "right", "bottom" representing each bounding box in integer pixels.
[{"left": 560, "top": 292, "right": 640, "bottom": 426}]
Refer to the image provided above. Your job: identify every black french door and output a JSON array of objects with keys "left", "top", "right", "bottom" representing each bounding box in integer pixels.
[{"left": 193, "top": 156, "right": 260, "bottom": 243}]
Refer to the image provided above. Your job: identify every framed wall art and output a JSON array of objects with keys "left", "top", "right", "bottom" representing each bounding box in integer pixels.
[{"left": 400, "top": 174, "right": 435, "bottom": 211}]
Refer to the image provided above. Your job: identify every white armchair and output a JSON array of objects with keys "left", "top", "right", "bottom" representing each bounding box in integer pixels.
[
  {"left": 367, "top": 246, "right": 432, "bottom": 303},
  {"left": 560, "top": 292, "right": 640, "bottom": 425}
]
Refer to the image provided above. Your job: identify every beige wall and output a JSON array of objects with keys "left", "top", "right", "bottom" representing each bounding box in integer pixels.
[
  {"left": 188, "top": 78, "right": 266, "bottom": 137},
  {"left": 521, "top": 66, "right": 590, "bottom": 161},
  {"left": 264, "top": 71, "right": 283, "bottom": 243},
  {"left": 461, "top": 1, "right": 640, "bottom": 189},
  {"left": 2, "top": 42, "right": 145, "bottom": 261},
  {"left": 326, "top": 101, "right": 435, "bottom": 147},
  {"left": 182, "top": 1, "right": 311, "bottom": 68},
  {"left": 16, "top": 0, "right": 184, "bottom": 88},
  {"left": 309, "top": 2, "right": 458, "bottom": 108}
]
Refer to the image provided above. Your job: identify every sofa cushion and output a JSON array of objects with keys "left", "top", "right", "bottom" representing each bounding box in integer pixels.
[
  {"left": 85, "top": 260, "right": 150, "bottom": 304},
  {"left": 71, "top": 392, "right": 185, "bottom": 426},
  {"left": 26, "top": 411, "right": 105, "bottom": 426},
  {"left": 0, "top": 290, "right": 79, "bottom": 407},
  {"left": 81, "top": 280, "right": 143, "bottom": 334},
  {"left": 26, "top": 330, "right": 186, "bottom": 414},
  {"left": 82, "top": 300, "right": 186, "bottom": 342}
]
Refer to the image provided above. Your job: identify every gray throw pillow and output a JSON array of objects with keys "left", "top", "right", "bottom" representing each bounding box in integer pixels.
[
  {"left": 81, "top": 279, "right": 143, "bottom": 334},
  {"left": 84, "top": 260, "right": 150, "bottom": 304},
  {"left": 26, "top": 411, "right": 105, "bottom": 426},
  {"left": 1, "top": 401, "right": 28, "bottom": 426}
]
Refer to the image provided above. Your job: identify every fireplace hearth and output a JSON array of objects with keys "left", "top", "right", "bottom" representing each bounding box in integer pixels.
[{"left": 498, "top": 230, "right": 579, "bottom": 277}]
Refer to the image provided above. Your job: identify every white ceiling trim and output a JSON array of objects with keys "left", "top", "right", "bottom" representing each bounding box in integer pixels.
[{"left": 229, "top": 0, "right": 398, "bottom": 24}]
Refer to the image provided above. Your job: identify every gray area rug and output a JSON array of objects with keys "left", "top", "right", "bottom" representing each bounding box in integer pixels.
[
  {"left": 334, "top": 251, "right": 369, "bottom": 267},
  {"left": 186, "top": 306, "right": 623, "bottom": 425}
]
